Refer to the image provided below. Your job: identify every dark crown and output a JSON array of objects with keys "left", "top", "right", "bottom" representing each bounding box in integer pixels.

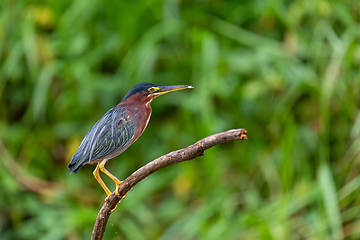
[{"left": 121, "top": 82, "right": 158, "bottom": 101}]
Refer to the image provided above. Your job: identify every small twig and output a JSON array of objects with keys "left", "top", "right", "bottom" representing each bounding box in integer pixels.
[{"left": 91, "top": 128, "right": 247, "bottom": 240}]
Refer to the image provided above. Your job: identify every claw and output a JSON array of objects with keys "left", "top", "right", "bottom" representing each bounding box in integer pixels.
[
  {"left": 111, "top": 205, "right": 118, "bottom": 212},
  {"left": 104, "top": 194, "right": 111, "bottom": 202},
  {"left": 111, "top": 200, "right": 121, "bottom": 212},
  {"left": 115, "top": 184, "right": 130, "bottom": 199}
]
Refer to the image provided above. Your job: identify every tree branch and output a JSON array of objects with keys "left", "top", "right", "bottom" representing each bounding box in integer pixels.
[{"left": 91, "top": 128, "right": 247, "bottom": 240}]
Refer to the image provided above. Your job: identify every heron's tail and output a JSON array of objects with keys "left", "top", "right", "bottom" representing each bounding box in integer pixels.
[{"left": 68, "top": 152, "right": 87, "bottom": 173}]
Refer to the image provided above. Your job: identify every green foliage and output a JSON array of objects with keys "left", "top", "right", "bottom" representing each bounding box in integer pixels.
[{"left": 1, "top": 0, "right": 360, "bottom": 239}]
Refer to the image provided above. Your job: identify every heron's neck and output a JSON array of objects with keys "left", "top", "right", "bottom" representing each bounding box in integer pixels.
[{"left": 118, "top": 98, "right": 153, "bottom": 137}]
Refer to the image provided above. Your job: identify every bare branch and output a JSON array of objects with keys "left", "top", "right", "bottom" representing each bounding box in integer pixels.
[{"left": 91, "top": 128, "right": 247, "bottom": 240}]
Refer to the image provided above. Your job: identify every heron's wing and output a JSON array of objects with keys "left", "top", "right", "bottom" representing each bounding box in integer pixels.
[{"left": 68, "top": 106, "right": 136, "bottom": 173}]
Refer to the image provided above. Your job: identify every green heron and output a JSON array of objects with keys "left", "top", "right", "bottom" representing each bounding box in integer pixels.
[{"left": 68, "top": 82, "right": 193, "bottom": 200}]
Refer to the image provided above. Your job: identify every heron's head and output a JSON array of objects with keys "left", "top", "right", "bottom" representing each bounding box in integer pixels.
[{"left": 121, "top": 82, "right": 193, "bottom": 103}]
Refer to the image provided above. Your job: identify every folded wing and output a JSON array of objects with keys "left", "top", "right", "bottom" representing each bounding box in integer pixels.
[{"left": 68, "top": 106, "right": 135, "bottom": 173}]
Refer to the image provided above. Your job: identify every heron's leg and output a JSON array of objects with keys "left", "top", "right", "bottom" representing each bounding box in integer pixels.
[
  {"left": 99, "top": 160, "right": 129, "bottom": 201},
  {"left": 99, "top": 159, "right": 122, "bottom": 186},
  {"left": 93, "top": 162, "right": 112, "bottom": 197}
]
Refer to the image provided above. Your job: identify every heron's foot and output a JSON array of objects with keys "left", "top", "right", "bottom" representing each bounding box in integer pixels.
[
  {"left": 110, "top": 199, "right": 122, "bottom": 212},
  {"left": 111, "top": 205, "right": 118, "bottom": 212},
  {"left": 103, "top": 194, "right": 121, "bottom": 211},
  {"left": 104, "top": 194, "right": 111, "bottom": 202},
  {"left": 103, "top": 182, "right": 133, "bottom": 202},
  {"left": 115, "top": 183, "right": 130, "bottom": 199}
]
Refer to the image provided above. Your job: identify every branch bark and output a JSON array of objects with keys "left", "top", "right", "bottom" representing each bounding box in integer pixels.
[{"left": 91, "top": 128, "right": 247, "bottom": 240}]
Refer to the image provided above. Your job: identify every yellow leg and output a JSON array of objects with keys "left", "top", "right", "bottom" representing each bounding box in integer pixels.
[
  {"left": 93, "top": 162, "right": 111, "bottom": 196},
  {"left": 99, "top": 159, "right": 128, "bottom": 202},
  {"left": 99, "top": 159, "right": 122, "bottom": 186}
]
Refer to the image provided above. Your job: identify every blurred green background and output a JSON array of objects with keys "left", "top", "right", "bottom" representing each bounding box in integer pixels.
[{"left": 1, "top": 0, "right": 360, "bottom": 239}]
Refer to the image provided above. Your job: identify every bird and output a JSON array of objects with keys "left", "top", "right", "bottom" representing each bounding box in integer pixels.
[{"left": 68, "top": 82, "right": 193, "bottom": 201}]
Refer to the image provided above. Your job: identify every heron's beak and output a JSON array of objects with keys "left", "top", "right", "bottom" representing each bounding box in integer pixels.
[{"left": 153, "top": 85, "right": 193, "bottom": 96}]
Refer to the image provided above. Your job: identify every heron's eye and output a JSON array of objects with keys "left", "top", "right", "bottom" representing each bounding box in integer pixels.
[{"left": 148, "top": 87, "right": 158, "bottom": 93}]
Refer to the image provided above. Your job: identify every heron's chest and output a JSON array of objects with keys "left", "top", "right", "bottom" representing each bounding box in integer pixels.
[{"left": 127, "top": 104, "right": 152, "bottom": 139}]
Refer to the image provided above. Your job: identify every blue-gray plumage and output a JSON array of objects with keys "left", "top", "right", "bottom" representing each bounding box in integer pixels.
[
  {"left": 68, "top": 82, "right": 193, "bottom": 200},
  {"left": 68, "top": 106, "right": 135, "bottom": 173}
]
